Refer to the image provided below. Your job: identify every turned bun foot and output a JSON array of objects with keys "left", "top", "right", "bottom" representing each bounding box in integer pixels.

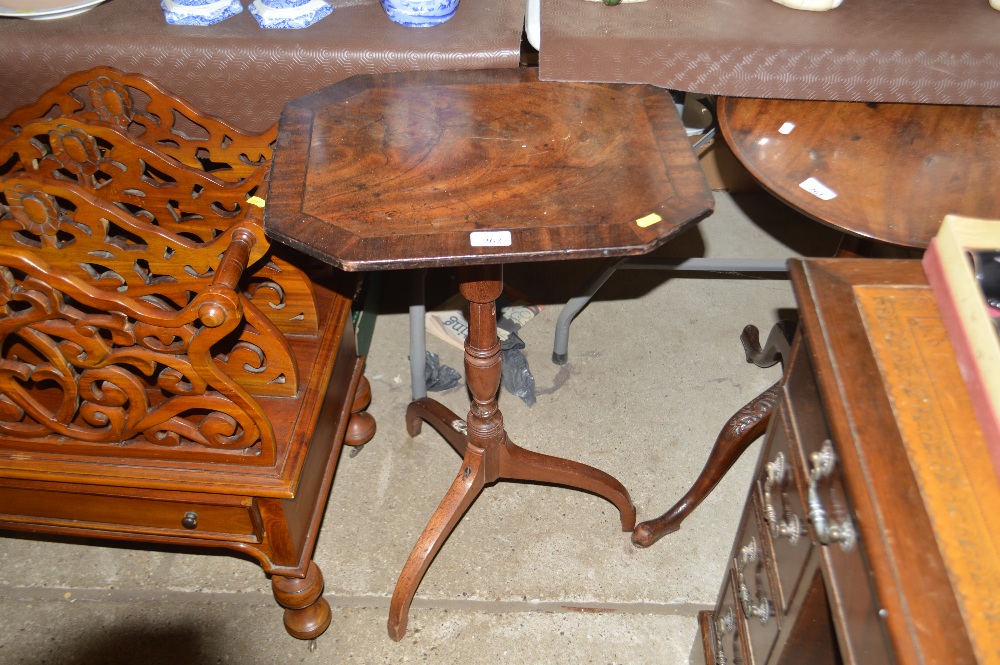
[
  {"left": 272, "top": 561, "right": 332, "bottom": 640},
  {"left": 344, "top": 376, "right": 376, "bottom": 447}
]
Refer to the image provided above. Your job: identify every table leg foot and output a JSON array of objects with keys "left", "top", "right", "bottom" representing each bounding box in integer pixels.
[
  {"left": 388, "top": 447, "right": 486, "bottom": 642},
  {"left": 345, "top": 375, "right": 377, "bottom": 447},
  {"left": 632, "top": 383, "right": 780, "bottom": 548},
  {"left": 740, "top": 322, "right": 794, "bottom": 369},
  {"left": 406, "top": 397, "right": 469, "bottom": 457},
  {"left": 272, "top": 561, "right": 332, "bottom": 640},
  {"left": 498, "top": 436, "right": 637, "bottom": 531}
]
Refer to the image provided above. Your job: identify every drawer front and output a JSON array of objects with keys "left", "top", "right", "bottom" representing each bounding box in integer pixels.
[
  {"left": 783, "top": 352, "right": 893, "bottom": 665},
  {"left": 734, "top": 502, "right": 780, "bottom": 664},
  {"left": 800, "top": 440, "right": 893, "bottom": 665},
  {"left": 0, "top": 486, "right": 259, "bottom": 541},
  {"left": 712, "top": 571, "right": 750, "bottom": 665},
  {"left": 756, "top": 405, "right": 811, "bottom": 614}
]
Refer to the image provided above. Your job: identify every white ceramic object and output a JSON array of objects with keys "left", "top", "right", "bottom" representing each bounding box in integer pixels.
[
  {"left": 161, "top": 0, "right": 242, "bottom": 25},
  {"left": 771, "top": 0, "right": 844, "bottom": 10},
  {"left": 525, "top": 0, "right": 539, "bottom": 50},
  {"left": 249, "top": 0, "right": 332, "bottom": 28},
  {"left": 380, "top": 0, "right": 459, "bottom": 27},
  {"left": 0, "top": 0, "right": 105, "bottom": 19}
]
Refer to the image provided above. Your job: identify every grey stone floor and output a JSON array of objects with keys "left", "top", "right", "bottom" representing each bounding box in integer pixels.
[{"left": 0, "top": 192, "right": 841, "bottom": 664}]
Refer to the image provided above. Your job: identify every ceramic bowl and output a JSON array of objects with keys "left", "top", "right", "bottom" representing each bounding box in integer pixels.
[
  {"left": 380, "top": 0, "right": 459, "bottom": 27},
  {"left": 249, "top": 0, "right": 332, "bottom": 28},
  {"left": 161, "top": 0, "right": 242, "bottom": 25}
]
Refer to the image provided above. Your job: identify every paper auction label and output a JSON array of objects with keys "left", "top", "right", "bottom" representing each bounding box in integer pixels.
[{"left": 470, "top": 230, "right": 512, "bottom": 247}]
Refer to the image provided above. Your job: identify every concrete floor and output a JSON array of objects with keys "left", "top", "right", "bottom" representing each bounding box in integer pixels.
[{"left": 0, "top": 191, "right": 841, "bottom": 664}]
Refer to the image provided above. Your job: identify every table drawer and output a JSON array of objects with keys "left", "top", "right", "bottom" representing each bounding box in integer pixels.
[
  {"left": 755, "top": 405, "right": 810, "bottom": 615},
  {"left": 783, "top": 349, "right": 893, "bottom": 665},
  {"left": 733, "top": 501, "right": 780, "bottom": 664},
  {"left": 711, "top": 570, "right": 750, "bottom": 665},
  {"left": 0, "top": 485, "right": 259, "bottom": 541}
]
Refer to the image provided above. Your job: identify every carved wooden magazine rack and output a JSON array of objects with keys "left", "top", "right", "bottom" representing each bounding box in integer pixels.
[{"left": 0, "top": 67, "right": 375, "bottom": 641}]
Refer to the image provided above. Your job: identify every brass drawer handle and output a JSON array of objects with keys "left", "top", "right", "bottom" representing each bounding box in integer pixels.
[
  {"left": 714, "top": 606, "right": 736, "bottom": 665},
  {"left": 736, "top": 537, "right": 773, "bottom": 626},
  {"left": 807, "top": 441, "right": 856, "bottom": 552},
  {"left": 762, "top": 452, "right": 802, "bottom": 545}
]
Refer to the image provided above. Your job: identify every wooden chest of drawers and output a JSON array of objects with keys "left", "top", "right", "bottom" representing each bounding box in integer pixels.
[{"left": 699, "top": 260, "right": 1000, "bottom": 665}]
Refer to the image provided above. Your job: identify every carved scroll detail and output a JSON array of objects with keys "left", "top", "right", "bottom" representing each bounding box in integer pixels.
[
  {"left": 725, "top": 385, "right": 780, "bottom": 439},
  {"left": 0, "top": 259, "right": 268, "bottom": 452},
  {"left": 0, "top": 67, "right": 275, "bottom": 182}
]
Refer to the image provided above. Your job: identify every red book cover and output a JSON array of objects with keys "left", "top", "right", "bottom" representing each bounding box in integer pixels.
[{"left": 923, "top": 217, "right": 1000, "bottom": 479}]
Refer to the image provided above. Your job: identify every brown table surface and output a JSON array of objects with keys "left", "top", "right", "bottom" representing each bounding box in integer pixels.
[
  {"left": 539, "top": 0, "right": 1000, "bottom": 106},
  {"left": 718, "top": 96, "right": 1000, "bottom": 248},
  {"left": 264, "top": 67, "right": 714, "bottom": 271},
  {"left": 0, "top": 0, "right": 524, "bottom": 134}
]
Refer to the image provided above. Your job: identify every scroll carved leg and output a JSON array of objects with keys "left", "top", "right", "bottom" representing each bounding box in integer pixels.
[
  {"left": 387, "top": 447, "right": 486, "bottom": 642},
  {"left": 633, "top": 382, "right": 781, "bottom": 548},
  {"left": 345, "top": 375, "right": 377, "bottom": 447},
  {"left": 271, "top": 561, "right": 332, "bottom": 640}
]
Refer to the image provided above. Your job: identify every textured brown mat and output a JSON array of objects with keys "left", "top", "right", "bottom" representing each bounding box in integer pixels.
[
  {"left": 0, "top": 0, "right": 524, "bottom": 133},
  {"left": 539, "top": 0, "right": 1000, "bottom": 106}
]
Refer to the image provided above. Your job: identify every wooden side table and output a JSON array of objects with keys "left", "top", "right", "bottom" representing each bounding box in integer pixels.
[
  {"left": 264, "top": 67, "right": 714, "bottom": 641},
  {"left": 718, "top": 97, "right": 1000, "bottom": 250}
]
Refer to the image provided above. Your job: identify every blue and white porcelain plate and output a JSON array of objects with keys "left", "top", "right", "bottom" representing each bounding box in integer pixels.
[
  {"left": 161, "top": 0, "right": 242, "bottom": 25},
  {"left": 249, "top": 0, "right": 332, "bottom": 28}
]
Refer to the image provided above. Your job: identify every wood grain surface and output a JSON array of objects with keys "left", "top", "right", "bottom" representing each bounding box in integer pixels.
[
  {"left": 266, "top": 67, "right": 713, "bottom": 271},
  {"left": 720, "top": 97, "right": 1000, "bottom": 249}
]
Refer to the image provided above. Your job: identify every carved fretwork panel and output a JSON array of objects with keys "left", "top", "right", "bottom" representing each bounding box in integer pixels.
[
  {"left": 0, "top": 67, "right": 276, "bottom": 183},
  {"left": 244, "top": 255, "right": 320, "bottom": 335},
  {"left": 0, "top": 119, "right": 318, "bottom": 334},
  {"left": 0, "top": 118, "right": 267, "bottom": 244},
  {"left": 0, "top": 177, "right": 299, "bottom": 397},
  {"left": 0, "top": 255, "right": 277, "bottom": 464}
]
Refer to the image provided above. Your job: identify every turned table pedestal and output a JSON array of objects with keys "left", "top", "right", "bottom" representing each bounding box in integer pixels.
[{"left": 264, "top": 67, "right": 713, "bottom": 640}]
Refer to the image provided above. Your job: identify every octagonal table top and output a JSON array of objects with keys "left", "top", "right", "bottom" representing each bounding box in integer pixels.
[{"left": 264, "top": 68, "right": 713, "bottom": 271}]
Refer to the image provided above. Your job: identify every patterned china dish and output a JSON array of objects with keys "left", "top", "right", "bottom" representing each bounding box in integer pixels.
[
  {"left": 0, "top": 0, "right": 105, "bottom": 19},
  {"left": 380, "top": 0, "right": 459, "bottom": 26},
  {"left": 249, "top": 0, "right": 332, "bottom": 28},
  {"left": 161, "top": 0, "right": 242, "bottom": 25}
]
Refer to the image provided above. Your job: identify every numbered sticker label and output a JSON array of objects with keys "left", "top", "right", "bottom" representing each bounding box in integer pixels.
[
  {"left": 799, "top": 177, "right": 837, "bottom": 201},
  {"left": 470, "top": 230, "right": 512, "bottom": 247}
]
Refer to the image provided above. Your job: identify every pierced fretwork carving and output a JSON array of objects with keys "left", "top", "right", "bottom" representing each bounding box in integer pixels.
[
  {"left": 0, "top": 118, "right": 266, "bottom": 243},
  {"left": 0, "top": 176, "right": 298, "bottom": 399},
  {"left": 0, "top": 67, "right": 275, "bottom": 183},
  {"left": 0, "top": 117, "right": 317, "bottom": 335},
  {"left": 0, "top": 245, "right": 273, "bottom": 458}
]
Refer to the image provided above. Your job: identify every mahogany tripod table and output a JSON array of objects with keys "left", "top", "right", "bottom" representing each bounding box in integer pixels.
[{"left": 264, "top": 67, "right": 713, "bottom": 640}]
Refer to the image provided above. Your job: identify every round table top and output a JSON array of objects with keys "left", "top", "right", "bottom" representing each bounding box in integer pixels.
[
  {"left": 719, "top": 96, "right": 1000, "bottom": 249},
  {"left": 264, "top": 68, "right": 713, "bottom": 271}
]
